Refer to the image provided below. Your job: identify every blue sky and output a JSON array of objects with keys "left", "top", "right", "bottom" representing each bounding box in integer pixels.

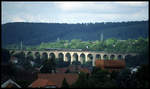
[{"left": 2, "top": 1, "right": 149, "bottom": 24}]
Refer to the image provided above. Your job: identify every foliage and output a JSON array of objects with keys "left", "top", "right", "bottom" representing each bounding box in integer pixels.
[
  {"left": 61, "top": 78, "right": 69, "bottom": 88},
  {"left": 71, "top": 67, "right": 117, "bottom": 88},
  {"left": 5, "top": 37, "right": 148, "bottom": 68},
  {"left": 71, "top": 65, "right": 149, "bottom": 88},
  {"left": 2, "top": 49, "right": 10, "bottom": 64},
  {"left": 115, "top": 64, "right": 149, "bottom": 88},
  {"left": 135, "top": 64, "right": 149, "bottom": 88},
  {"left": 71, "top": 72, "right": 88, "bottom": 88},
  {"left": 2, "top": 21, "right": 148, "bottom": 46},
  {"left": 40, "top": 57, "right": 56, "bottom": 73},
  {"left": 125, "top": 48, "right": 148, "bottom": 67},
  {"left": 6, "top": 37, "right": 148, "bottom": 54},
  {"left": 72, "top": 64, "right": 149, "bottom": 88},
  {"left": 16, "top": 80, "right": 31, "bottom": 88}
]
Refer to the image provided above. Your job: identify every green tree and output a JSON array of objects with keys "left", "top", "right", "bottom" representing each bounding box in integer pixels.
[
  {"left": 2, "top": 49, "right": 11, "bottom": 64},
  {"left": 71, "top": 72, "right": 88, "bottom": 88},
  {"left": 105, "top": 38, "right": 116, "bottom": 46},
  {"left": 40, "top": 59, "right": 53, "bottom": 73},
  {"left": 61, "top": 78, "right": 69, "bottom": 88},
  {"left": 135, "top": 64, "right": 149, "bottom": 88}
]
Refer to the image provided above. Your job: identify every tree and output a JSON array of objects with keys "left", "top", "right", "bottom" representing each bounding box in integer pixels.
[
  {"left": 40, "top": 59, "right": 53, "bottom": 73},
  {"left": 87, "top": 67, "right": 118, "bottom": 88},
  {"left": 40, "top": 55, "right": 56, "bottom": 73},
  {"left": 105, "top": 38, "right": 116, "bottom": 46},
  {"left": 116, "top": 68, "right": 132, "bottom": 88},
  {"left": 71, "top": 72, "right": 88, "bottom": 88},
  {"left": 2, "top": 49, "right": 11, "bottom": 64},
  {"left": 61, "top": 78, "right": 69, "bottom": 88},
  {"left": 135, "top": 64, "right": 149, "bottom": 88},
  {"left": 13, "top": 52, "right": 25, "bottom": 65}
]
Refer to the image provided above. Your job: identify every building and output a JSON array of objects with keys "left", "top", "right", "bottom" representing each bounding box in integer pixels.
[
  {"left": 55, "top": 65, "right": 91, "bottom": 74},
  {"left": 95, "top": 60, "right": 126, "bottom": 72},
  {"left": 29, "top": 73, "right": 79, "bottom": 88},
  {"left": 29, "top": 79, "right": 56, "bottom": 88},
  {"left": 1, "top": 79, "right": 21, "bottom": 88},
  {"left": 130, "top": 66, "right": 140, "bottom": 74},
  {"left": 10, "top": 56, "right": 18, "bottom": 64}
]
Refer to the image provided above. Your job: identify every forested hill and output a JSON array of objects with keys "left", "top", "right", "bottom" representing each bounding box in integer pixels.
[{"left": 2, "top": 21, "right": 148, "bottom": 46}]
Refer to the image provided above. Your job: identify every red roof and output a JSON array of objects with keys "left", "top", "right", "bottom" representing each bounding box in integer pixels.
[
  {"left": 79, "top": 68, "right": 90, "bottom": 74},
  {"left": 95, "top": 60, "right": 126, "bottom": 70},
  {"left": 30, "top": 79, "right": 56, "bottom": 88},
  {"left": 30, "top": 73, "right": 78, "bottom": 88}
]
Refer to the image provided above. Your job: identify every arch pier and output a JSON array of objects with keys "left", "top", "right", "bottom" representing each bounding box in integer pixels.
[{"left": 9, "top": 50, "right": 137, "bottom": 66}]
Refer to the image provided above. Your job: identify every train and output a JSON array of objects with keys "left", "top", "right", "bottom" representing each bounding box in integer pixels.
[{"left": 43, "top": 48, "right": 83, "bottom": 51}]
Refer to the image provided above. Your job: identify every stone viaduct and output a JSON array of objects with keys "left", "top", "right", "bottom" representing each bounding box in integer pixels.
[{"left": 9, "top": 50, "right": 138, "bottom": 66}]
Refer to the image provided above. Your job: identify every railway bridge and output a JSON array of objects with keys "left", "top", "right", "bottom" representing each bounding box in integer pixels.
[{"left": 9, "top": 49, "right": 138, "bottom": 66}]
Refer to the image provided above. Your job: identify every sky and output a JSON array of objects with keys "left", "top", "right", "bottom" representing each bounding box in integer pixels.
[{"left": 2, "top": 1, "right": 149, "bottom": 24}]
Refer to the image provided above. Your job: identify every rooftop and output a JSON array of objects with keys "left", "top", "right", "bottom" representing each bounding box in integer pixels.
[
  {"left": 29, "top": 73, "right": 79, "bottom": 88},
  {"left": 29, "top": 79, "right": 56, "bottom": 88},
  {"left": 95, "top": 60, "right": 126, "bottom": 70}
]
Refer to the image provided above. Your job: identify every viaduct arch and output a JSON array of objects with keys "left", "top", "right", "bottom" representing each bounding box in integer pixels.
[{"left": 9, "top": 50, "right": 138, "bottom": 66}]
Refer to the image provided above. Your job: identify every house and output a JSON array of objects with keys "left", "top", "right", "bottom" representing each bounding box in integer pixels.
[
  {"left": 55, "top": 65, "right": 91, "bottom": 74},
  {"left": 10, "top": 56, "right": 18, "bottom": 64},
  {"left": 95, "top": 60, "right": 126, "bottom": 72},
  {"left": 130, "top": 66, "right": 140, "bottom": 74},
  {"left": 28, "top": 79, "right": 56, "bottom": 88},
  {"left": 1, "top": 62, "right": 38, "bottom": 88},
  {"left": 79, "top": 67, "right": 91, "bottom": 74},
  {"left": 1, "top": 79, "right": 21, "bottom": 88},
  {"left": 29, "top": 73, "right": 78, "bottom": 88}
]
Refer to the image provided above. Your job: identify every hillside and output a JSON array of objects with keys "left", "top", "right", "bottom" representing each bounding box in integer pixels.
[{"left": 2, "top": 21, "right": 148, "bottom": 46}]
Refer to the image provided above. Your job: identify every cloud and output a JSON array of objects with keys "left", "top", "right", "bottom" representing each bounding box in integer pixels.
[
  {"left": 54, "top": 1, "right": 148, "bottom": 15},
  {"left": 2, "top": 1, "right": 149, "bottom": 24},
  {"left": 12, "top": 17, "right": 25, "bottom": 22},
  {"left": 55, "top": 2, "right": 115, "bottom": 13},
  {"left": 113, "top": 1, "right": 148, "bottom": 7},
  {"left": 55, "top": 2, "right": 84, "bottom": 11}
]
